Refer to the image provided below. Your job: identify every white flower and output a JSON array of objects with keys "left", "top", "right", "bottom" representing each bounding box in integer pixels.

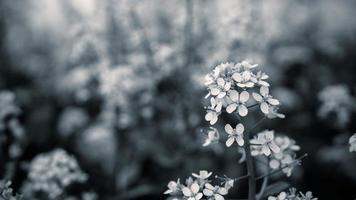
[
  {"left": 164, "top": 179, "right": 181, "bottom": 194},
  {"left": 268, "top": 192, "right": 287, "bottom": 200},
  {"left": 349, "top": 133, "right": 356, "bottom": 152},
  {"left": 192, "top": 170, "right": 212, "bottom": 180},
  {"left": 251, "top": 71, "right": 270, "bottom": 87},
  {"left": 224, "top": 123, "right": 244, "bottom": 147},
  {"left": 250, "top": 130, "right": 280, "bottom": 156},
  {"left": 226, "top": 90, "right": 250, "bottom": 116},
  {"left": 208, "top": 77, "right": 232, "bottom": 98},
  {"left": 223, "top": 179, "right": 234, "bottom": 191},
  {"left": 266, "top": 106, "right": 285, "bottom": 119},
  {"left": 182, "top": 183, "right": 203, "bottom": 200},
  {"left": 205, "top": 98, "right": 222, "bottom": 125},
  {"left": 203, "top": 183, "right": 228, "bottom": 200},
  {"left": 253, "top": 86, "right": 280, "bottom": 114},
  {"left": 231, "top": 61, "right": 256, "bottom": 88},
  {"left": 203, "top": 127, "right": 220, "bottom": 147}
]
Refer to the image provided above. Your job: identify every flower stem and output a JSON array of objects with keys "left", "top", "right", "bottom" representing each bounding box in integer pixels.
[{"left": 244, "top": 131, "right": 256, "bottom": 200}]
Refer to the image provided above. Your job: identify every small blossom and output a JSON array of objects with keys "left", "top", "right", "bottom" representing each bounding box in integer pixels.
[
  {"left": 205, "top": 98, "right": 222, "bottom": 125},
  {"left": 266, "top": 106, "right": 285, "bottom": 119},
  {"left": 226, "top": 90, "right": 250, "bottom": 116},
  {"left": 164, "top": 179, "right": 181, "bottom": 195},
  {"left": 251, "top": 71, "right": 270, "bottom": 87},
  {"left": 209, "top": 78, "right": 232, "bottom": 98},
  {"left": 253, "top": 86, "right": 280, "bottom": 114},
  {"left": 203, "top": 183, "right": 228, "bottom": 200},
  {"left": 268, "top": 192, "right": 287, "bottom": 200},
  {"left": 232, "top": 61, "right": 257, "bottom": 88},
  {"left": 192, "top": 170, "right": 213, "bottom": 180},
  {"left": 224, "top": 123, "right": 244, "bottom": 147},
  {"left": 203, "top": 127, "right": 220, "bottom": 147},
  {"left": 250, "top": 130, "right": 280, "bottom": 156},
  {"left": 182, "top": 183, "right": 203, "bottom": 200},
  {"left": 349, "top": 133, "right": 356, "bottom": 152}
]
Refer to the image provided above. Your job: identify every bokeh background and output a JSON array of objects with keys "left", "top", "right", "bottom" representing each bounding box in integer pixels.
[{"left": 1, "top": 0, "right": 356, "bottom": 199}]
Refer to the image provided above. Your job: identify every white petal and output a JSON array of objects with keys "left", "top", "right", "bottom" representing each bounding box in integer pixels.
[
  {"left": 203, "top": 189, "right": 214, "bottom": 196},
  {"left": 239, "top": 91, "right": 250, "bottom": 103},
  {"left": 195, "top": 193, "right": 203, "bottom": 200},
  {"left": 269, "top": 159, "right": 280, "bottom": 169},
  {"left": 235, "top": 123, "right": 244, "bottom": 134},
  {"left": 238, "top": 105, "right": 248, "bottom": 117},
  {"left": 217, "top": 92, "right": 226, "bottom": 98},
  {"left": 191, "top": 183, "right": 200, "bottom": 194},
  {"left": 267, "top": 98, "right": 280, "bottom": 106},
  {"left": 242, "top": 71, "right": 251, "bottom": 80},
  {"left": 269, "top": 143, "right": 280, "bottom": 153},
  {"left": 205, "top": 112, "right": 213, "bottom": 121},
  {"left": 260, "top": 102, "right": 269, "bottom": 114},
  {"left": 279, "top": 192, "right": 287, "bottom": 199},
  {"left": 182, "top": 187, "right": 192, "bottom": 197},
  {"left": 188, "top": 197, "right": 195, "bottom": 200},
  {"left": 205, "top": 183, "right": 215, "bottom": 190},
  {"left": 214, "top": 194, "right": 225, "bottom": 200},
  {"left": 232, "top": 73, "right": 242, "bottom": 82},
  {"left": 224, "top": 124, "right": 234, "bottom": 134},
  {"left": 260, "top": 86, "right": 269, "bottom": 97},
  {"left": 252, "top": 93, "right": 263, "bottom": 102},
  {"left": 229, "top": 90, "right": 239, "bottom": 102},
  {"left": 226, "top": 103, "right": 237, "bottom": 113},
  {"left": 262, "top": 145, "right": 271, "bottom": 156},
  {"left": 210, "top": 88, "right": 220, "bottom": 96},
  {"left": 236, "top": 137, "right": 244, "bottom": 146},
  {"left": 226, "top": 137, "right": 235, "bottom": 147},
  {"left": 245, "top": 82, "right": 254, "bottom": 88},
  {"left": 268, "top": 197, "right": 277, "bottom": 200},
  {"left": 224, "top": 82, "right": 231, "bottom": 91},
  {"left": 215, "top": 101, "right": 222, "bottom": 112},
  {"left": 218, "top": 187, "right": 228, "bottom": 195},
  {"left": 210, "top": 115, "right": 218, "bottom": 125},
  {"left": 217, "top": 78, "right": 225, "bottom": 87}
]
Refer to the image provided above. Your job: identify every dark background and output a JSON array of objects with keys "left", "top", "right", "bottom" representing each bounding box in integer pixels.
[{"left": 1, "top": 0, "right": 356, "bottom": 199}]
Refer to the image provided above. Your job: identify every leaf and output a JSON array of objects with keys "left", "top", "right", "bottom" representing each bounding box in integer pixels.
[{"left": 262, "top": 181, "right": 290, "bottom": 198}]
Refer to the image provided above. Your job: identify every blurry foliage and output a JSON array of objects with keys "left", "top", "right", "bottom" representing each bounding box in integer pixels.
[{"left": 0, "top": 0, "right": 356, "bottom": 199}]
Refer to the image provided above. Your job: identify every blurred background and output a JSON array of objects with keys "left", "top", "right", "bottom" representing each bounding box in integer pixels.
[{"left": 1, "top": 0, "right": 356, "bottom": 199}]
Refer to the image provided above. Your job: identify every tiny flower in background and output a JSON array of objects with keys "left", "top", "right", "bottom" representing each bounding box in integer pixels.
[
  {"left": 226, "top": 90, "right": 250, "bottom": 116},
  {"left": 268, "top": 188, "right": 318, "bottom": 200},
  {"left": 268, "top": 192, "right": 287, "bottom": 200},
  {"left": 349, "top": 133, "right": 356, "bottom": 152},
  {"left": 164, "top": 179, "right": 181, "bottom": 195},
  {"left": 203, "top": 127, "right": 220, "bottom": 147},
  {"left": 253, "top": 86, "right": 280, "bottom": 114},
  {"left": 250, "top": 130, "right": 280, "bottom": 156},
  {"left": 224, "top": 123, "right": 245, "bottom": 147},
  {"left": 203, "top": 183, "right": 228, "bottom": 200},
  {"left": 182, "top": 183, "right": 203, "bottom": 200},
  {"left": 205, "top": 97, "right": 223, "bottom": 125}
]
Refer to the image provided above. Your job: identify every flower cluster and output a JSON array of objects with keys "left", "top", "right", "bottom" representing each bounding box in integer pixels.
[
  {"left": 318, "top": 84, "right": 354, "bottom": 127},
  {"left": 204, "top": 61, "right": 282, "bottom": 126},
  {"left": 164, "top": 170, "right": 232, "bottom": 200},
  {"left": 349, "top": 133, "right": 356, "bottom": 152},
  {"left": 21, "top": 149, "right": 87, "bottom": 199},
  {"left": 268, "top": 188, "right": 317, "bottom": 200},
  {"left": 0, "top": 180, "right": 23, "bottom": 200},
  {"left": 251, "top": 131, "right": 301, "bottom": 176}
]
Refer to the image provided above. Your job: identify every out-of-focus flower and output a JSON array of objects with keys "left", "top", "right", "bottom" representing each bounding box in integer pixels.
[
  {"left": 57, "top": 107, "right": 89, "bottom": 138},
  {"left": 205, "top": 97, "right": 222, "bottom": 125},
  {"left": 224, "top": 123, "right": 245, "bottom": 147},
  {"left": 349, "top": 133, "right": 356, "bottom": 152},
  {"left": 21, "top": 149, "right": 87, "bottom": 199},
  {"left": 253, "top": 86, "right": 280, "bottom": 114},
  {"left": 268, "top": 192, "right": 287, "bottom": 200},
  {"left": 268, "top": 188, "right": 317, "bottom": 200},
  {"left": 225, "top": 90, "right": 250, "bottom": 116},
  {"left": 318, "top": 85, "right": 354, "bottom": 128},
  {"left": 203, "top": 127, "right": 220, "bottom": 147},
  {"left": 250, "top": 130, "right": 280, "bottom": 156},
  {"left": 203, "top": 183, "right": 228, "bottom": 200},
  {"left": 0, "top": 91, "right": 21, "bottom": 130}
]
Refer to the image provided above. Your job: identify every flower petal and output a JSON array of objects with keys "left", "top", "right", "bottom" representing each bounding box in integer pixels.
[
  {"left": 235, "top": 123, "right": 244, "bottom": 134},
  {"left": 226, "top": 103, "right": 237, "bottom": 113},
  {"left": 269, "top": 143, "right": 280, "bottom": 153},
  {"left": 238, "top": 105, "right": 248, "bottom": 117},
  {"left": 260, "top": 86, "right": 269, "bottom": 97},
  {"left": 215, "top": 194, "right": 225, "bottom": 200},
  {"left": 226, "top": 137, "right": 235, "bottom": 147},
  {"left": 252, "top": 93, "right": 263, "bottom": 102},
  {"left": 217, "top": 78, "right": 225, "bottom": 87},
  {"left": 210, "top": 114, "right": 218, "bottom": 125},
  {"left": 269, "top": 159, "right": 280, "bottom": 169},
  {"left": 262, "top": 145, "right": 271, "bottom": 156},
  {"left": 232, "top": 73, "right": 242, "bottom": 82},
  {"left": 260, "top": 102, "right": 269, "bottom": 114},
  {"left": 203, "top": 189, "right": 213, "bottom": 196},
  {"left": 210, "top": 88, "right": 220, "bottom": 96},
  {"left": 191, "top": 183, "right": 200, "bottom": 194},
  {"left": 229, "top": 90, "right": 239, "bottom": 102},
  {"left": 182, "top": 187, "right": 192, "bottom": 197},
  {"left": 195, "top": 193, "right": 203, "bottom": 200},
  {"left": 224, "top": 124, "right": 234, "bottom": 134},
  {"left": 236, "top": 137, "right": 244, "bottom": 146},
  {"left": 205, "top": 183, "right": 215, "bottom": 190},
  {"left": 218, "top": 187, "right": 228, "bottom": 195},
  {"left": 239, "top": 91, "right": 250, "bottom": 103}
]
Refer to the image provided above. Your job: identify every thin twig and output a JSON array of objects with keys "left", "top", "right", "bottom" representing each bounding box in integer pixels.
[{"left": 256, "top": 159, "right": 269, "bottom": 200}]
